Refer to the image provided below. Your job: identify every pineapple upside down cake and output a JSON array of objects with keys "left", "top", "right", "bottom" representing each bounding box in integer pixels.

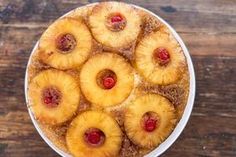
[{"left": 27, "top": 2, "right": 190, "bottom": 157}]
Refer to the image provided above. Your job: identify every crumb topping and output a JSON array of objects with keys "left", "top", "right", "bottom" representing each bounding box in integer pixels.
[{"left": 120, "top": 135, "right": 139, "bottom": 157}]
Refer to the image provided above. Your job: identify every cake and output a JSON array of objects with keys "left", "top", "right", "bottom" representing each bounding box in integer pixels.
[{"left": 27, "top": 2, "right": 189, "bottom": 157}]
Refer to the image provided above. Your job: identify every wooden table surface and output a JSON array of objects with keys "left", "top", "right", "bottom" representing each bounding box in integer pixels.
[{"left": 0, "top": 0, "right": 235, "bottom": 157}]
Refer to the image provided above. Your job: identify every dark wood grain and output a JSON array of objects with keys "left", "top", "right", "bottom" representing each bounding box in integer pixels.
[{"left": 0, "top": 0, "right": 235, "bottom": 157}]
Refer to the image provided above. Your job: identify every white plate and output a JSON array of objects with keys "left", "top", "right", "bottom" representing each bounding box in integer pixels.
[{"left": 25, "top": 2, "right": 196, "bottom": 157}]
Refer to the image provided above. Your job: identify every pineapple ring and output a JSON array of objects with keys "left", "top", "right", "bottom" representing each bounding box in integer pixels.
[
  {"left": 66, "top": 111, "right": 122, "bottom": 157},
  {"left": 89, "top": 2, "right": 141, "bottom": 48},
  {"left": 39, "top": 18, "right": 92, "bottom": 70},
  {"left": 124, "top": 94, "right": 176, "bottom": 148},
  {"left": 135, "top": 31, "right": 186, "bottom": 85},
  {"left": 80, "top": 53, "right": 134, "bottom": 107},
  {"left": 28, "top": 69, "right": 80, "bottom": 125}
]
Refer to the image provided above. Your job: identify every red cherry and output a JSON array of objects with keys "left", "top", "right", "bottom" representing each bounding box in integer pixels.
[
  {"left": 159, "top": 49, "right": 170, "bottom": 60},
  {"left": 144, "top": 118, "right": 157, "bottom": 132},
  {"left": 44, "top": 96, "right": 58, "bottom": 108},
  {"left": 157, "top": 48, "right": 170, "bottom": 60},
  {"left": 44, "top": 97, "right": 52, "bottom": 104},
  {"left": 102, "top": 76, "right": 116, "bottom": 89},
  {"left": 111, "top": 14, "right": 123, "bottom": 23},
  {"left": 87, "top": 131, "right": 101, "bottom": 145},
  {"left": 42, "top": 87, "right": 60, "bottom": 108},
  {"left": 154, "top": 48, "right": 170, "bottom": 66},
  {"left": 56, "top": 34, "right": 76, "bottom": 52}
]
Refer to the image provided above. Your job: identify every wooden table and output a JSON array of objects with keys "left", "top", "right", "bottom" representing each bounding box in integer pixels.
[{"left": 0, "top": 0, "right": 235, "bottom": 156}]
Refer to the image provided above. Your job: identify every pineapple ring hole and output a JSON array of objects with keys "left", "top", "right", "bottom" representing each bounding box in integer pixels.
[
  {"left": 84, "top": 128, "right": 106, "bottom": 147},
  {"left": 42, "top": 86, "right": 61, "bottom": 108},
  {"left": 106, "top": 13, "right": 127, "bottom": 32},
  {"left": 56, "top": 33, "right": 77, "bottom": 53},
  {"left": 141, "top": 111, "right": 160, "bottom": 132},
  {"left": 153, "top": 47, "right": 170, "bottom": 66},
  {"left": 96, "top": 69, "right": 117, "bottom": 90}
]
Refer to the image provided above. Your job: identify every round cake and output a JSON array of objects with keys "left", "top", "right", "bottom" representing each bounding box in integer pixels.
[{"left": 26, "top": 2, "right": 190, "bottom": 157}]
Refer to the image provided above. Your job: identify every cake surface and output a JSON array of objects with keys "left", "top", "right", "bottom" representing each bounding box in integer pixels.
[{"left": 27, "top": 2, "right": 190, "bottom": 157}]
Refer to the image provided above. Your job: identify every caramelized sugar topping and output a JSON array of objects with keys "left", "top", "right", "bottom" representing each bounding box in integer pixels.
[
  {"left": 56, "top": 33, "right": 77, "bottom": 53},
  {"left": 153, "top": 47, "right": 170, "bottom": 66},
  {"left": 141, "top": 111, "right": 160, "bottom": 132},
  {"left": 106, "top": 13, "right": 127, "bottom": 32},
  {"left": 97, "top": 69, "right": 117, "bottom": 89},
  {"left": 42, "top": 86, "right": 61, "bottom": 108},
  {"left": 84, "top": 128, "right": 105, "bottom": 147}
]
